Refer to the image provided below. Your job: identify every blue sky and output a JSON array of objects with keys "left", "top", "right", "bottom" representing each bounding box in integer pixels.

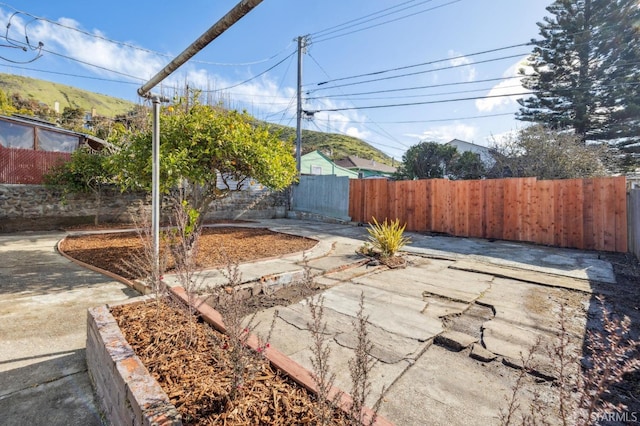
[{"left": 0, "top": 1, "right": 552, "bottom": 160}]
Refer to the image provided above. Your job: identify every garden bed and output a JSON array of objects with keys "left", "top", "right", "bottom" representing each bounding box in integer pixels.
[{"left": 88, "top": 288, "right": 392, "bottom": 425}]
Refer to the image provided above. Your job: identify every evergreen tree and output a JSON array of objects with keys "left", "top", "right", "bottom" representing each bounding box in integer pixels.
[{"left": 517, "top": 0, "right": 640, "bottom": 163}]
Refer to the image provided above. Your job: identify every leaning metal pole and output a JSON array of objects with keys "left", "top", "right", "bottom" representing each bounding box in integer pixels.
[{"left": 137, "top": 0, "right": 263, "bottom": 98}]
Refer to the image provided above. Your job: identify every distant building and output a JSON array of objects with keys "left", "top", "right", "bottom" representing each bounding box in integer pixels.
[
  {"left": 334, "top": 155, "right": 397, "bottom": 178},
  {"left": 300, "top": 151, "right": 359, "bottom": 178},
  {"left": 445, "top": 138, "right": 495, "bottom": 167}
]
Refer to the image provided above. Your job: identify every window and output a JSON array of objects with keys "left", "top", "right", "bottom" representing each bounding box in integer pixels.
[
  {"left": 37, "top": 129, "right": 80, "bottom": 152},
  {"left": 0, "top": 120, "right": 34, "bottom": 149},
  {"left": 311, "top": 165, "right": 323, "bottom": 175}
]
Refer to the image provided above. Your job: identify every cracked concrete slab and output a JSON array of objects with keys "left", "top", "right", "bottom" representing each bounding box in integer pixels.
[
  {"left": 353, "top": 265, "right": 493, "bottom": 304},
  {"left": 377, "top": 344, "right": 554, "bottom": 426},
  {"left": 317, "top": 283, "right": 443, "bottom": 341}
]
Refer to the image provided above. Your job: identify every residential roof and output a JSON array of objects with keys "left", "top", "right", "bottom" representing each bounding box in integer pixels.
[
  {"left": 334, "top": 155, "right": 397, "bottom": 174},
  {"left": 445, "top": 139, "right": 490, "bottom": 152},
  {"left": 300, "top": 150, "right": 359, "bottom": 178}
]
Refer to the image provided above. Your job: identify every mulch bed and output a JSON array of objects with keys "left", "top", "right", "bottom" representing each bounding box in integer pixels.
[
  {"left": 111, "top": 298, "right": 351, "bottom": 425},
  {"left": 60, "top": 227, "right": 318, "bottom": 279}
]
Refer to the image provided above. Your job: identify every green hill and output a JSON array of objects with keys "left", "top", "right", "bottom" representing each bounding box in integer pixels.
[
  {"left": 271, "top": 124, "right": 394, "bottom": 165},
  {"left": 0, "top": 73, "right": 394, "bottom": 164},
  {"left": 0, "top": 73, "right": 136, "bottom": 117}
]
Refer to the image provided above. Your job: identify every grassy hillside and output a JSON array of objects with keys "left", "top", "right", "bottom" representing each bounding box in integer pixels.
[
  {"left": 0, "top": 73, "right": 136, "bottom": 117},
  {"left": 271, "top": 124, "right": 394, "bottom": 166},
  {"left": 1, "top": 73, "right": 394, "bottom": 164}
]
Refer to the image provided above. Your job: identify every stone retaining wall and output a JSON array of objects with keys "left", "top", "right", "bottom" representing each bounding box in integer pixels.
[
  {"left": 87, "top": 303, "right": 182, "bottom": 425},
  {"left": 0, "top": 184, "right": 288, "bottom": 232}
]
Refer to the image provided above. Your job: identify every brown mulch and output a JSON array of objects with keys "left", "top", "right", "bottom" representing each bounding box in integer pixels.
[
  {"left": 111, "top": 299, "right": 351, "bottom": 425},
  {"left": 59, "top": 227, "right": 318, "bottom": 279}
]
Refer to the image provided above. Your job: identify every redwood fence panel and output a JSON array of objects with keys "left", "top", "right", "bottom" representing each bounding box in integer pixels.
[
  {"left": 0, "top": 146, "right": 70, "bottom": 184},
  {"left": 349, "top": 176, "right": 628, "bottom": 252}
]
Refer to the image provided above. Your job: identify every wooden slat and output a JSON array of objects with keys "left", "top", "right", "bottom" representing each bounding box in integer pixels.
[
  {"left": 484, "top": 179, "right": 504, "bottom": 240},
  {"left": 614, "top": 176, "right": 628, "bottom": 252},
  {"left": 582, "top": 179, "right": 596, "bottom": 250},
  {"left": 536, "top": 180, "right": 554, "bottom": 246},
  {"left": 468, "top": 180, "right": 483, "bottom": 238},
  {"left": 414, "top": 180, "right": 429, "bottom": 232}
]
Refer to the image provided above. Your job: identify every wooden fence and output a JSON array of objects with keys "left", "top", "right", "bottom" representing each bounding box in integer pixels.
[
  {"left": 0, "top": 146, "right": 70, "bottom": 184},
  {"left": 349, "top": 176, "right": 628, "bottom": 253}
]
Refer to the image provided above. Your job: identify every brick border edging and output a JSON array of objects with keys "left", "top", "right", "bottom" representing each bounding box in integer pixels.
[
  {"left": 170, "top": 286, "right": 394, "bottom": 426},
  {"left": 86, "top": 304, "right": 182, "bottom": 425}
]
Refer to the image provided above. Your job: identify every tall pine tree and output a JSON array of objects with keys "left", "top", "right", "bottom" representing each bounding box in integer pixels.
[{"left": 517, "top": 0, "right": 640, "bottom": 167}]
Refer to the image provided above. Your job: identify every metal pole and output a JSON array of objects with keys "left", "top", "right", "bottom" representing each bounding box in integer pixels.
[
  {"left": 295, "top": 36, "right": 305, "bottom": 175},
  {"left": 151, "top": 96, "right": 161, "bottom": 281},
  {"left": 137, "top": 0, "right": 263, "bottom": 98}
]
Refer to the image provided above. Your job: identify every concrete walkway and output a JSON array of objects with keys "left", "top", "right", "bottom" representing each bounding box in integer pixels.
[
  {"left": 0, "top": 219, "right": 623, "bottom": 425},
  {"left": 0, "top": 232, "right": 137, "bottom": 426}
]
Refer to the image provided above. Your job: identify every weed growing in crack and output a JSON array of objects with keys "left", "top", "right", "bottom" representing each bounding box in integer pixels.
[
  {"left": 214, "top": 260, "right": 277, "bottom": 402},
  {"left": 348, "top": 291, "right": 375, "bottom": 423},
  {"left": 499, "top": 338, "right": 543, "bottom": 425},
  {"left": 307, "top": 294, "right": 340, "bottom": 425},
  {"left": 348, "top": 291, "right": 387, "bottom": 426},
  {"left": 500, "top": 296, "right": 640, "bottom": 426}
]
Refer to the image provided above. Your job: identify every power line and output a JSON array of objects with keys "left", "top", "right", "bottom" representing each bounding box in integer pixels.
[
  {"left": 307, "top": 91, "right": 535, "bottom": 113},
  {"left": 311, "top": 43, "right": 530, "bottom": 87},
  {"left": 312, "top": 111, "right": 518, "bottom": 124},
  {"left": 307, "top": 52, "right": 410, "bottom": 149},
  {"left": 0, "top": 2, "right": 295, "bottom": 67},
  {"left": 306, "top": 76, "right": 521, "bottom": 99},
  {"left": 201, "top": 50, "right": 296, "bottom": 93},
  {"left": 310, "top": 83, "right": 526, "bottom": 101},
  {"left": 307, "top": 53, "right": 528, "bottom": 92},
  {"left": 313, "top": 0, "right": 464, "bottom": 44},
  {"left": 2, "top": 64, "right": 142, "bottom": 85}
]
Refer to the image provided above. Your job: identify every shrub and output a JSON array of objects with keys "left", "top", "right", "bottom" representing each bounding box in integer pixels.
[{"left": 366, "top": 217, "right": 411, "bottom": 258}]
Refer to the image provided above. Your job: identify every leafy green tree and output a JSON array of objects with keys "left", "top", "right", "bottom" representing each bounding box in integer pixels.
[
  {"left": 60, "top": 106, "right": 85, "bottom": 132},
  {"left": 449, "top": 151, "right": 486, "bottom": 180},
  {"left": 517, "top": 0, "right": 640, "bottom": 162},
  {"left": 396, "top": 141, "right": 458, "bottom": 179},
  {"left": 487, "top": 125, "right": 608, "bottom": 179},
  {"left": 43, "top": 146, "right": 112, "bottom": 225},
  {"left": 109, "top": 102, "right": 297, "bottom": 225}
]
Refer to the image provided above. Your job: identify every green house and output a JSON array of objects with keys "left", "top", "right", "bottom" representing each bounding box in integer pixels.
[{"left": 300, "top": 150, "right": 359, "bottom": 178}]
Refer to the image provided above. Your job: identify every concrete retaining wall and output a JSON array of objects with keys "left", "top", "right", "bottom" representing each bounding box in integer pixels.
[
  {"left": 629, "top": 189, "right": 640, "bottom": 261},
  {"left": 86, "top": 304, "right": 181, "bottom": 425},
  {"left": 0, "top": 184, "right": 288, "bottom": 232},
  {"left": 291, "top": 175, "right": 351, "bottom": 221}
]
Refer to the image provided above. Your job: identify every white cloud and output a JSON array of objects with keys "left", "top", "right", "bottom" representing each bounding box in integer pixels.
[
  {"left": 26, "top": 17, "right": 165, "bottom": 83},
  {"left": 475, "top": 57, "right": 532, "bottom": 112},
  {"left": 412, "top": 123, "right": 478, "bottom": 144},
  {"left": 448, "top": 50, "right": 476, "bottom": 82}
]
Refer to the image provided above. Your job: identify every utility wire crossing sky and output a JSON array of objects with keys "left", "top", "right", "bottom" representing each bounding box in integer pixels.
[{"left": 0, "top": 0, "right": 554, "bottom": 159}]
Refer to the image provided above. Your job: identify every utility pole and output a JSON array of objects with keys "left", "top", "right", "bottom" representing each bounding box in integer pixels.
[{"left": 295, "top": 35, "right": 309, "bottom": 175}]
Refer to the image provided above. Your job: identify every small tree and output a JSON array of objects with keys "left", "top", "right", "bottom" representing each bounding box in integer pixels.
[
  {"left": 109, "top": 101, "right": 297, "bottom": 228},
  {"left": 448, "top": 151, "right": 486, "bottom": 180},
  {"left": 487, "top": 125, "right": 609, "bottom": 179},
  {"left": 395, "top": 141, "right": 457, "bottom": 179}
]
